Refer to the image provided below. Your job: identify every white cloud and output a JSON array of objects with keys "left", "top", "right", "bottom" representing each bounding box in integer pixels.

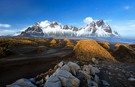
[
  {"left": 0, "top": 29, "right": 17, "bottom": 36},
  {"left": 0, "top": 24, "right": 11, "bottom": 28},
  {"left": 84, "top": 17, "right": 94, "bottom": 24},
  {"left": 39, "top": 20, "right": 50, "bottom": 27},
  {"left": 124, "top": 5, "right": 132, "bottom": 10}
]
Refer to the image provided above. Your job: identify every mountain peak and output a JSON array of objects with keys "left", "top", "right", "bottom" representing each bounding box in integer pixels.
[
  {"left": 96, "top": 20, "right": 105, "bottom": 27},
  {"left": 16, "top": 19, "right": 119, "bottom": 37}
]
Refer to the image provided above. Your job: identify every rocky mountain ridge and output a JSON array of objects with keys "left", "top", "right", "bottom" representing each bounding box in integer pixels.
[{"left": 17, "top": 20, "right": 119, "bottom": 37}]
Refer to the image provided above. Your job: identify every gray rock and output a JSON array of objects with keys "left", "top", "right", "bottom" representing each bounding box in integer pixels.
[
  {"left": 6, "top": 78, "right": 37, "bottom": 87},
  {"left": 94, "top": 67, "right": 100, "bottom": 74},
  {"left": 61, "top": 64, "right": 70, "bottom": 72},
  {"left": 58, "top": 61, "right": 64, "bottom": 68},
  {"left": 88, "top": 64, "right": 96, "bottom": 75},
  {"left": 68, "top": 77, "right": 80, "bottom": 87},
  {"left": 45, "top": 75, "right": 49, "bottom": 81},
  {"left": 128, "top": 77, "right": 135, "bottom": 81},
  {"left": 83, "top": 65, "right": 91, "bottom": 74},
  {"left": 67, "top": 62, "right": 81, "bottom": 75},
  {"left": 94, "top": 75, "right": 99, "bottom": 83},
  {"left": 29, "top": 78, "right": 36, "bottom": 83},
  {"left": 101, "top": 80, "right": 110, "bottom": 87},
  {"left": 91, "top": 58, "right": 98, "bottom": 64},
  {"left": 79, "top": 70, "right": 92, "bottom": 87},
  {"left": 54, "top": 69, "right": 80, "bottom": 87},
  {"left": 54, "top": 69, "right": 73, "bottom": 78},
  {"left": 92, "top": 81, "right": 98, "bottom": 87},
  {"left": 44, "top": 75, "right": 61, "bottom": 87}
]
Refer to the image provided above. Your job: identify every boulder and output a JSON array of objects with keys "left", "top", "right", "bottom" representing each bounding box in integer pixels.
[
  {"left": 79, "top": 70, "right": 92, "bottom": 87},
  {"left": 92, "top": 81, "right": 98, "bottom": 87},
  {"left": 88, "top": 64, "right": 100, "bottom": 75},
  {"left": 54, "top": 61, "right": 64, "bottom": 70},
  {"left": 6, "top": 78, "right": 37, "bottom": 87},
  {"left": 54, "top": 69, "right": 80, "bottom": 87},
  {"left": 67, "top": 62, "right": 81, "bottom": 75},
  {"left": 68, "top": 77, "right": 80, "bottom": 87},
  {"left": 54, "top": 69, "right": 73, "bottom": 78},
  {"left": 82, "top": 65, "right": 91, "bottom": 74},
  {"left": 44, "top": 75, "right": 61, "bottom": 87},
  {"left": 94, "top": 75, "right": 99, "bottom": 83},
  {"left": 93, "top": 67, "right": 100, "bottom": 74},
  {"left": 101, "top": 80, "right": 110, "bottom": 87},
  {"left": 45, "top": 75, "right": 49, "bottom": 81},
  {"left": 58, "top": 61, "right": 64, "bottom": 67},
  {"left": 128, "top": 77, "right": 135, "bottom": 81},
  {"left": 61, "top": 64, "right": 70, "bottom": 72}
]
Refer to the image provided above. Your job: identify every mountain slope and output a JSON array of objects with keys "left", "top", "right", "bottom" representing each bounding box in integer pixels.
[{"left": 17, "top": 20, "right": 119, "bottom": 37}]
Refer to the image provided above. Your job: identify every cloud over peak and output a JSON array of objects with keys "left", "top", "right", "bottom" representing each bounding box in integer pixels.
[{"left": 83, "top": 17, "right": 94, "bottom": 24}]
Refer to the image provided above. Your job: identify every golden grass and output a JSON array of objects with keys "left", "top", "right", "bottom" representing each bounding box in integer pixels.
[
  {"left": 115, "top": 44, "right": 131, "bottom": 50},
  {"left": 50, "top": 38, "right": 57, "bottom": 47},
  {"left": 0, "top": 38, "right": 21, "bottom": 48},
  {"left": 74, "top": 40, "right": 116, "bottom": 61},
  {"left": 0, "top": 38, "right": 38, "bottom": 49},
  {"left": 98, "top": 42, "right": 110, "bottom": 50},
  {"left": 19, "top": 39, "right": 37, "bottom": 45},
  {"left": 64, "top": 38, "right": 74, "bottom": 47},
  {"left": 31, "top": 38, "right": 48, "bottom": 43}
]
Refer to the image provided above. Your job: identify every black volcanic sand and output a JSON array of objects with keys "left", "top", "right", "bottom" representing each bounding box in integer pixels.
[
  {"left": 0, "top": 48, "right": 74, "bottom": 87},
  {"left": 97, "top": 61, "right": 135, "bottom": 87}
]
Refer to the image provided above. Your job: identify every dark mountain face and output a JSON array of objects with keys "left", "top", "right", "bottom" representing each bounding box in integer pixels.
[
  {"left": 96, "top": 20, "right": 104, "bottom": 27},
  {"left": 96, "top": 20, "right": 112, "bottom": 33},
  {"left": 19, "top": 23, "right": 44, "bottom": 37}
]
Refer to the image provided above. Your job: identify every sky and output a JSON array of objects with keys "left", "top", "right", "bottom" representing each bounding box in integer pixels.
[{"left": 0, "top": 0, "right": 135, "bottom": 37}]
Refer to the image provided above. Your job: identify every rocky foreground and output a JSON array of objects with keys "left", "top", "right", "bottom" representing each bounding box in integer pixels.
[
  {"left": 6, "top": 60, "right": 135, "bottom": 87},
  {"left": 7, "top": 61, "right": 104, "bottom": 87},
  {"left": 0, "top": 38, "right": 135, "bottom": 87}
]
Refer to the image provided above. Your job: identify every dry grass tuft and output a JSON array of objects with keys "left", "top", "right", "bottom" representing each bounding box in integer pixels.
[
  {"left": 113, "top": 43, "right": 135, "bottom": 63},
  {"left": 74, "top": 40, "right": 116, "bottom": 61},
  {"left": 50, "top": 38, "right": 57, "bottom": 47},
  {"left": 115, "top": 44, "right": 131, "bottom": 50},
  {"left": 31, "top": 38, "right": 48, "bottom": 44},
  {"left": 19, "top": 39, "right": 37, "bottom": 45},
  {"left": 98, "top": 42, "right": 110, "bottom": 50},
  {"left": 64, "top": 38, "right": 74, "bottom": 47},
  {"left": 0, "top": 38, "right": 37, "bottom": 48}
]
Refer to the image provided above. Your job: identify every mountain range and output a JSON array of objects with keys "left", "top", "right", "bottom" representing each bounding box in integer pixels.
[{"left": 15, "top": 20, "right": 119, "bottom": 37}]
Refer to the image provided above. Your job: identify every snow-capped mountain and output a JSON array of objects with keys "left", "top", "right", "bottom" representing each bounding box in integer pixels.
[{"left": 18, "top": 20, "right": 119, "bottom": 37}]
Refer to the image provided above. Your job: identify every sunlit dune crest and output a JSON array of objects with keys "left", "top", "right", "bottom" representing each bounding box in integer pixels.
[{"left": 74, "top": 40, "right": 116, "bottom": 61}]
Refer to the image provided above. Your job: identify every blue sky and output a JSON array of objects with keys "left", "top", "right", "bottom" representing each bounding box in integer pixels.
[{"left": 0, "top": 0, "right": 135, "bottom": 37}]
